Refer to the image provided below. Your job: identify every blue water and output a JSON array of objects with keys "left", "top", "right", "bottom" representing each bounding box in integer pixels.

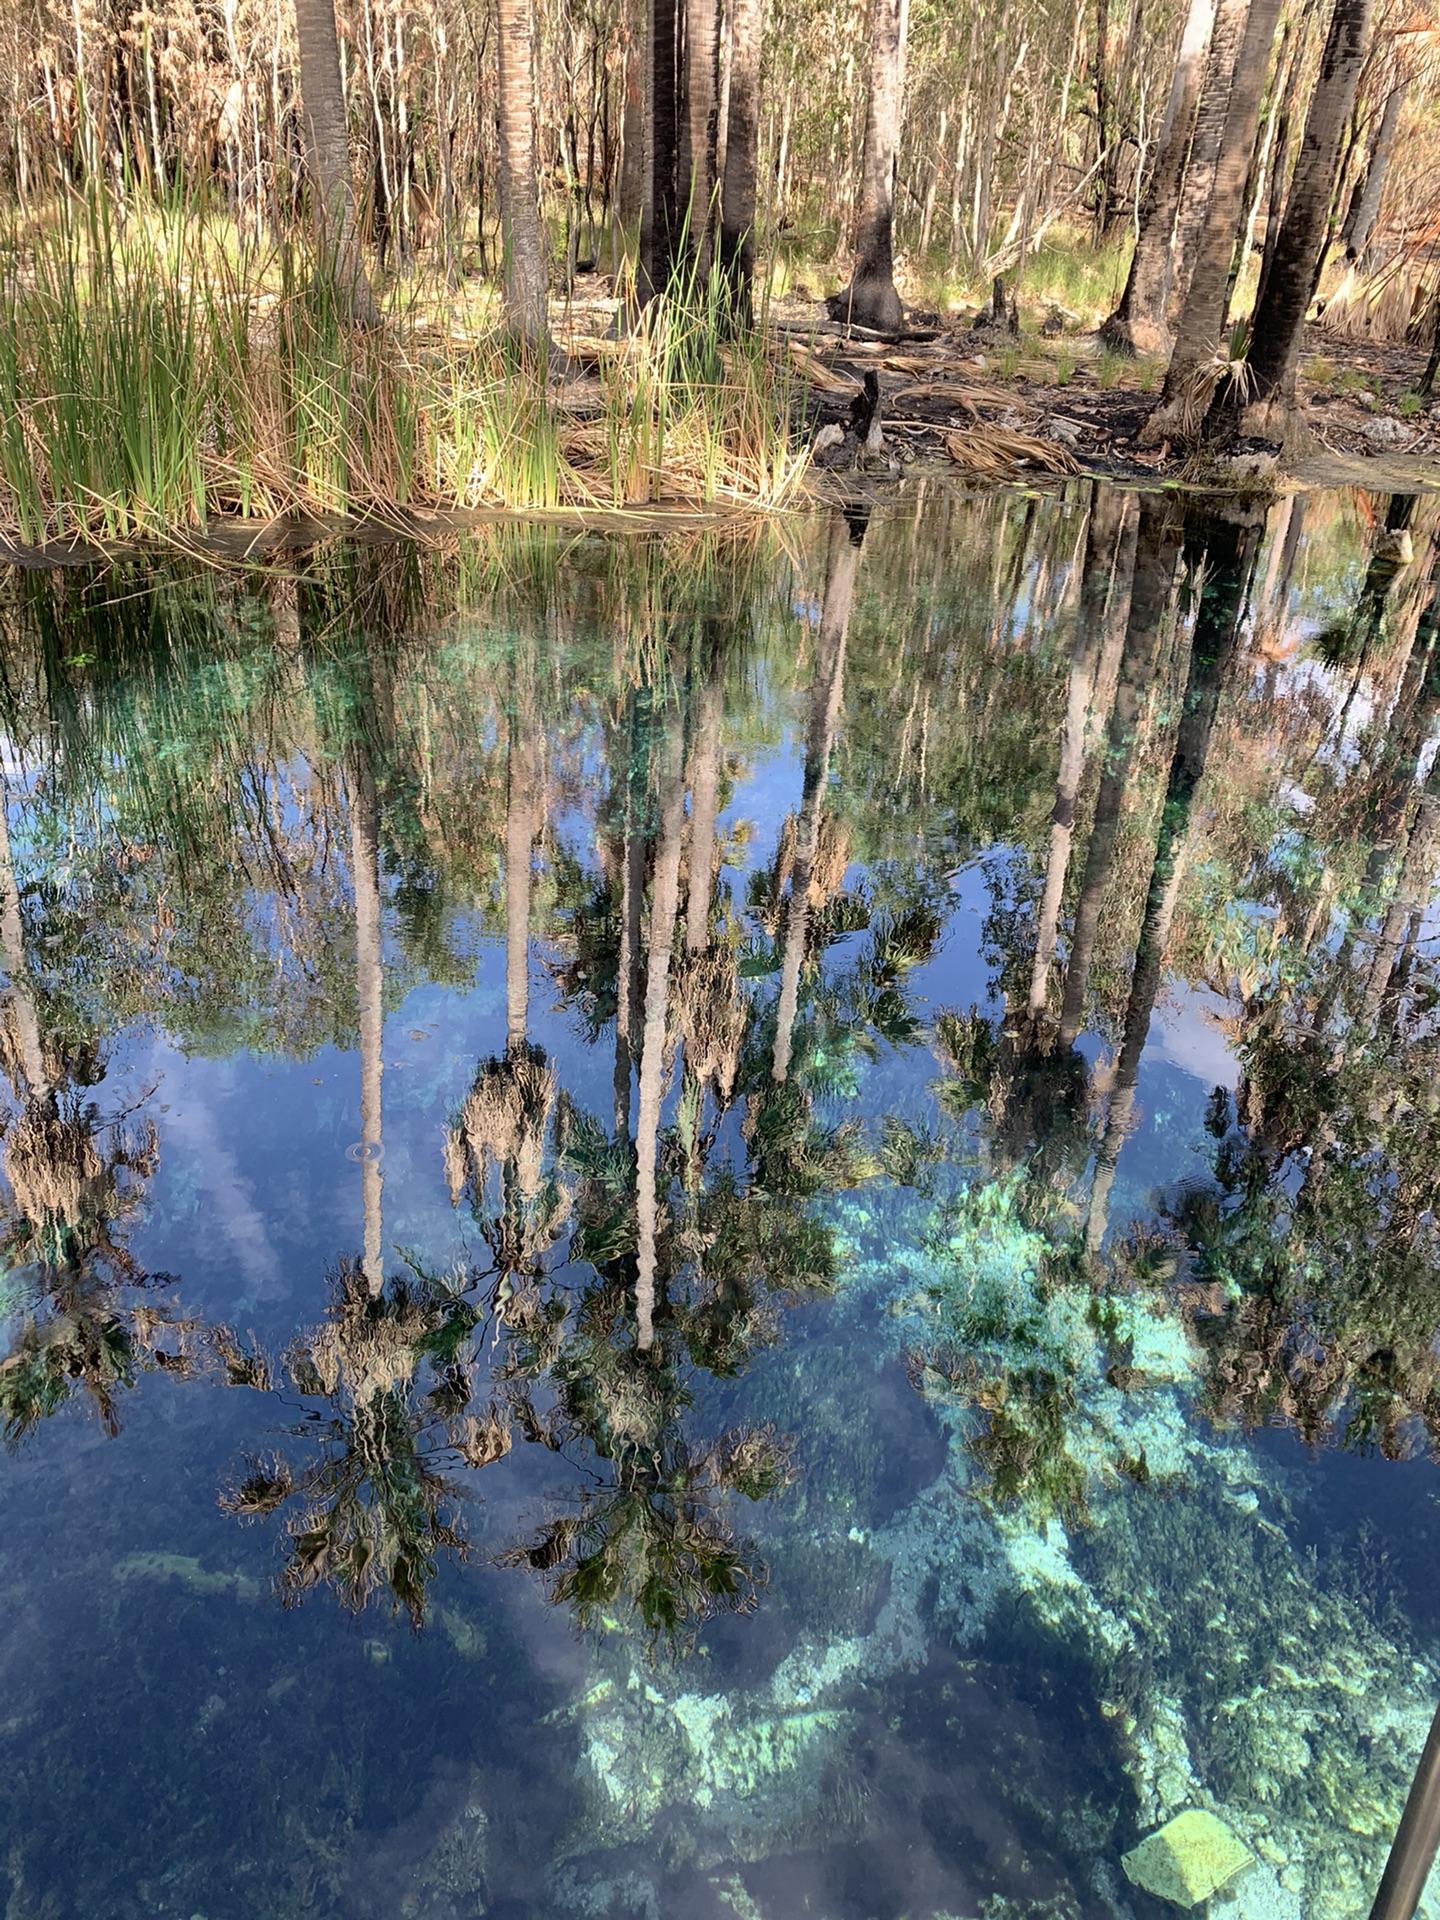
[{"left": 1, "top": 483, "right": 1438, "bottom": 1920}]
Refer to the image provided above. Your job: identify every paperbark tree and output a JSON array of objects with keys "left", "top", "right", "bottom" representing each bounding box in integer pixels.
[
  {"left": 1101, "top": 0, "right": 1217, "bottom": 355},
  {"left": 1221, "top": 0, "right": 1377, "bottom": 447},
  {"left": 828, "top": 0, "right": 909, "bottom": 334},
  {"left": 1142, "top": 0, "right": 1285, "bottom": 443},
  {"left": 717, "top": 0, "right": 763, "bottom": 322},
  {"left": 294, "top": 0, "right": 378, "bottom": 323},
  {"left": 637, "top": 0, "right": 682, "bottom": 304},
  {"left": 496, "top": 0, "right": 549, "bottom": 348}
]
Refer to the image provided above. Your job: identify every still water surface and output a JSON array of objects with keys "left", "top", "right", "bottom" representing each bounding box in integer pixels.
[{"left": 1, "top": 482, "right": 1439, "bottom": 1920}]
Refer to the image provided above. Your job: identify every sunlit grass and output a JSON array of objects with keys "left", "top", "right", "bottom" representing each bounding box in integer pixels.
[{"left": 0, "top": 189, "right": 806, "bottom": 546}]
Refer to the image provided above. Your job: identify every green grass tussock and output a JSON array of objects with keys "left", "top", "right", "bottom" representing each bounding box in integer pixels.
[{"left": 0, "top": 192, "right": 805, "bottom": 547}]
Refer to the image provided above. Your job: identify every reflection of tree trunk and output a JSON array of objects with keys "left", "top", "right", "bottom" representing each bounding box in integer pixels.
[
  {"left": 1059, "top": 501, "right": 1180, "bottom": 1048},
  {"left": 350, "top": 759, "right": 385, "bottom": 1293},
  {"left": 506, "top": 659, "right": 538, "bottom": 1054},
  {"left": 635, "top": 708, "right": 687, "bottom": 1351},
  {"left": 614, "top": 694, "right": 649, "bottom": 1137},
  {"left": 0, "top": 780, "right": 45, "bottom": 1101},
  {"left": 1029, "top": 486, "right": 1136, "bottom": 1019},
  {"left": 1086, "top": 509, "right": 1257, "bottom": 1253},
  {"left": 1362, "top": 756, "right": 1440, "bottom": 1023},
  {"left": 774, "top": 513, "right": 864, "bottom": 1082},
  {"left": 686, "top": 632, "right": 726, "bottom": 953}
]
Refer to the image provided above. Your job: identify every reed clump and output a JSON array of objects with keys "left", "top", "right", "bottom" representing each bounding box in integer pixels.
[{"left": 0, "top": 191, "right": 806, "bottom": 546}]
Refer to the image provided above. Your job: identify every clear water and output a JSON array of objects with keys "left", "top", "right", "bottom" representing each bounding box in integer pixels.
[{"left": 1, "top": 481, "right": 1438, "bottom": 1920}]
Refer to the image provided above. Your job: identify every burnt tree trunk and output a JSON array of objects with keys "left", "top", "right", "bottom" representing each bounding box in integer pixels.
[
  {"left": 637, "top": 0, "right": 681, "bottom": 305},
  {"left": 828, "top": 0, "right": 909, "bottom": 334},
  {"left": 1223, "top": 0, "right": 1376, "bottom": 446},
  {"left": 1143, "top": 0, "right": 1284, "bottom": 443},
  {"left": 1101, "top": 0, "right": 1216, "bottom": 355},
  {"left": 718, "top": 0, "right": 763, "bottom": 322},
  {"left": 1167, "top": 0, "right": 1251, "bottom": 322}
]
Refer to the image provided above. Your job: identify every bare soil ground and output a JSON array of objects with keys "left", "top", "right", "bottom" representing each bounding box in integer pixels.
[{"left": 765, "top": 296, "right": 1440, "bottom": 492}]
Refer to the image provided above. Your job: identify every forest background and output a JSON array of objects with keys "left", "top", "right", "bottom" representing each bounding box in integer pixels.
[{"left": 0, "top": 0, "right": 1437, "bottom": 539}]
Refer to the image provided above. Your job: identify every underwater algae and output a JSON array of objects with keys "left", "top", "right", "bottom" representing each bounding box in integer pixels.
[{"left": 541, "top": 1175, "right": 1440, "bottom": 1917}]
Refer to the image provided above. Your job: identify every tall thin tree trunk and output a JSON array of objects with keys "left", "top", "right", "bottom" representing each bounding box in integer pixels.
[
  {"left": 1341, "top": 80, "right": 1404, "bottom": 264},
  {"left": 1252, "top": 13, "right": 1309, "bottom": 319},
  {"left": 679, "top": 0, "right": 722, "bottom": 271},
  {"left": 505, "top": 662, "right": 537, "bottom": 1053},
  {"left": 774, "top": 513, "right": 864, "bottom": 1082},
  {"left": 828, "top": 0, "right": 909, "bottom": 333},
  {"left": 1166, "top": 0, "right": 1250, "bottom": 321},
  {"left": 1143, "top": 0, "right": 1284, "bottom": 442},
  {"left": 1102, "top": 0, "right": 1216, "bottom": 354},
  {"left": 635, "top": 707, "right": 687, "bottom": 1351},
  {"left": 617, "top": 0, "right": 647, "bottom": 233},
  {"left": 1226, "top": 0, "right": 1375, "bottom": 446},
  {"left": 350, "top": 759, "right": 385, "bottom": 1293},
  {"left": 294, "top": 0, "right": 377, "bottom": 322},
  {"left": 0, "top": 779, "right": 46, "bottom": 1101},
  {"left": 497, "top": 0, "right": 548, "bottom": 347},
  {"left": 637, "top": 0, "right": 681, "bottom": 304},
  {"left": 718, "top": 0, "right": 762, "bottom": 322}
]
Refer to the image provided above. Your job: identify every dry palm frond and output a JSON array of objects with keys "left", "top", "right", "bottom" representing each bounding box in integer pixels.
[
  {"left": 455, "top": 1407, "right": 513, "bottom": 1467},
  {"left": 447, "top": 1045, "right": 557, "bottom": 1206},
  {"left": 809, "top": 814, "right": 852, "bottom": 907},
  {"left": 678, "top": 949, "right": 747, "bottom": 1102},
  {"left": 781, "top": 341, "right": 860, "bottom": 394},
  {"left": 899, "top": 381, "right": 1036, "bottom": 416},
  {"left": 941, "top": 424, "right": 1077, "bottom": 478}
]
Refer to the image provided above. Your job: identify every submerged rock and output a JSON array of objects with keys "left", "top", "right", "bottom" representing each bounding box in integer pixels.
[{"left": 1122, "top": 1809, "right": 1254, "bottom": 1908}]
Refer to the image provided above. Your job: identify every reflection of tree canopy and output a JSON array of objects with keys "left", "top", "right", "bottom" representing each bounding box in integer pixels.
[
  {"left": 218, "top": 1260, "right": 484, "bottom": 1627},
  {"left": 1168, "top": 952, "right": 1440, "bottom": 1457}
]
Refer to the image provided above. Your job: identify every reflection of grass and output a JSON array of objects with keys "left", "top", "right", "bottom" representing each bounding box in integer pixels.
[{"left": 0, "top": 188, "right": 806, "bottom": 546}]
